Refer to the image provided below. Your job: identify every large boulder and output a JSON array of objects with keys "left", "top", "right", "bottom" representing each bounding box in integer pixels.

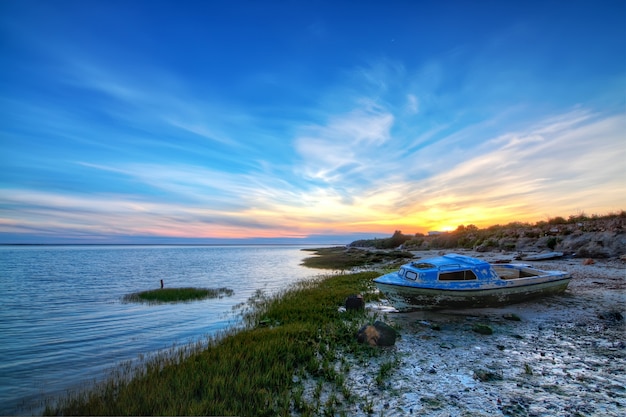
[
  {"left": 561, "top": 231, "right": 625, "bottom": 258},
  {"left": 357, "top": 321, "right": 397, "bottom": 346}
]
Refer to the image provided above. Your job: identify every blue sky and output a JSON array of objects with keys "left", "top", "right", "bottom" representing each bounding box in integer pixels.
[{"left": 1, "top": 0, "right": 624, "bottom": 243}]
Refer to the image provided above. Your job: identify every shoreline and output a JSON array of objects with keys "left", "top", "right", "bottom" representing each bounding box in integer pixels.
[{"left": 43, "top": 248, "right": 625, "bottom": 416}]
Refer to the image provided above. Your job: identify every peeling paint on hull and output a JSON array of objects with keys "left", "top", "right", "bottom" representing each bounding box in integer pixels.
[{"left": 375, "top": 278, "right": 571, "bottom": 311}]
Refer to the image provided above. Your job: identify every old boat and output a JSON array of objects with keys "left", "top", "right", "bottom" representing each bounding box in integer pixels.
[
  {"left": 521, "top": 251, "right": 564, "bottom": 261},
  {"left": 373, "top": 253, "right": 571, "bottom": 310}
]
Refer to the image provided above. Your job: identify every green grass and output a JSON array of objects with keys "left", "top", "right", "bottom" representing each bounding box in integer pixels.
[
  {"left": 523, "top": 363, "right": 533, "bottom": 375},
  {"left": 46, "top": 271, "right": 386, "bottom": 416},
  {"left": 301, "top": 246, "right": 413, "bottom": 270},
  {"left": 123, "top": 287, "right": 234, "bottom": 304},
  {"left": 472, "top": 323, "right": 494, "bottom": 335},
  {"left": 376, "top": 357, "right": 400, "bottom": 387}
]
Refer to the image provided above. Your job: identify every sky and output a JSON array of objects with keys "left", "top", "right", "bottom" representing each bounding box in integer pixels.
[{"left": 1, "top": 0, "right": 625, "bottom": 244}]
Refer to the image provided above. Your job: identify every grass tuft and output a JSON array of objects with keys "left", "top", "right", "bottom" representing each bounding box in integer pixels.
[
  {"left": 523, "top": 363, "right": 534, "bottom": 375},
  {"left": 123, "top": 287, "right": 234, "bottom": 304},
  {"left": 376, "top": 357, "right": 400, "bottom": 386},
  {"left": 472, "top": 323, "right": 494, "bottom": 335}
]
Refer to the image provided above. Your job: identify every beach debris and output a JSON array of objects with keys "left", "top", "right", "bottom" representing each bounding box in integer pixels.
[
  {"left": 357, "top": 321, "right": 397, "bottom": 346},
  {"left": 345, "top": 294, "right": 364, "bottom": 311},
  {"left": 522, "top": 251, "right": 564, "bottom": 261},
  {"left": 365, "top": 302, "right": 398, "bottom": 313},
  {"left": 417, "top": 319, "right": 442, "bottom": 331}
]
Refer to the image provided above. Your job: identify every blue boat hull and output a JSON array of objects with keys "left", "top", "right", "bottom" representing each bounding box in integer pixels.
[{"left": 374, "top": 277, "right": 571, "bottom": 310}]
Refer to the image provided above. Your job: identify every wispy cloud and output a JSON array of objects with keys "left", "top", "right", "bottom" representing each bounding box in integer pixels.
[
  {"left": 375, "top": 110, "right": 626, "bottom": 229},
  {"left": 405, "top": 94, "right": 419, "bottom": 115},
  {"left": 294, "top": 102, "right": 394, "bottom": 184}
]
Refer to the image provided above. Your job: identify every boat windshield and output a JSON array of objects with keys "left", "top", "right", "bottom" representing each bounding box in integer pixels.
[
  {"left": 412, "top": 262, "right": 436, "bottom": 269},
  {"left": 438, "top": 270, "right": 478, "bottom": 281}
]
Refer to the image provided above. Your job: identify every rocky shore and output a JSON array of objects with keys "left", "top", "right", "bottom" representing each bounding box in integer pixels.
[
  {"left": 335, "top": 250, "right": 625, "bottom": 416},
  {"left": 350, "top": 213, "right": 626, "bottom": 260}
]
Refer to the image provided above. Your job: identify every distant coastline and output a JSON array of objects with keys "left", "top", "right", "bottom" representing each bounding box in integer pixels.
[
  {"left": 2, "top": 211, "right": 623, "bottom": 251},
  {"left": 0, "top": 243, "right": 340, "bottom": 246}
]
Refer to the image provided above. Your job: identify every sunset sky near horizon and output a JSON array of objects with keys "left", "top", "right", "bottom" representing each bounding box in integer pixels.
[{"left": 1, "top": 1, "right": 625, "bottom": 244}]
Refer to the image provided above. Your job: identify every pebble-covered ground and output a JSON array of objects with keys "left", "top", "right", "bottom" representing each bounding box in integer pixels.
[{"left": 303, "top": 252, "right": 625, "bottom": 416}]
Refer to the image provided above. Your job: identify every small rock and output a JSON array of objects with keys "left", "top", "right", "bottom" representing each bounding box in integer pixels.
[
  {"left": 345, "top": 294, "right": 364, "bottom": 310},
  {"left": 583, "top": 258, "right": 595, "bottom": 265},
  {"left": 357, "top": 321, "right": 397, "bottom": 346},
  {"left": 474, "top": 369, "right": 503, "bottom": 382},
  {"left": 503, "top": 313, "right": 521, "bottom": 321},
  {"left": 598, "top": 310, "right": 623, "bottom": 322}
]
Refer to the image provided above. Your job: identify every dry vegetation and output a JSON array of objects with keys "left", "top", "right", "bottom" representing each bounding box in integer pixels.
[
  {"left": 301, "top": 247, "right": 413, "bottom": 270},
  {"left": 350, "top": 211, "right": 626, "bottom": 258}
]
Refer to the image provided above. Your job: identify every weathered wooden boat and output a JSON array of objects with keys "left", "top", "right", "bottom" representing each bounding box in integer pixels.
[
  {"left": 521, "top": 251, "right": 564, "bottom": 261},
  {"left": 373, "top": 253, "right": 571, "bottom": 310}
]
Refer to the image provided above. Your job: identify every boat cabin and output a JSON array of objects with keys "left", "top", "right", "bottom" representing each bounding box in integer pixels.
[{"left": 398, "top": 254, "right": 497, "bottom": 284}]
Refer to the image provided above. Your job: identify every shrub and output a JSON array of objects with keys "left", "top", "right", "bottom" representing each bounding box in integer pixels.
[{"left": 546, "top": 237, "right": 558, "bottom": 250}]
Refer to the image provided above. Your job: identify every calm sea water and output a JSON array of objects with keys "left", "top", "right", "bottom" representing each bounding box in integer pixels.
[{"left": 0, "top": 245, "right": 324, "bottom": 415}]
